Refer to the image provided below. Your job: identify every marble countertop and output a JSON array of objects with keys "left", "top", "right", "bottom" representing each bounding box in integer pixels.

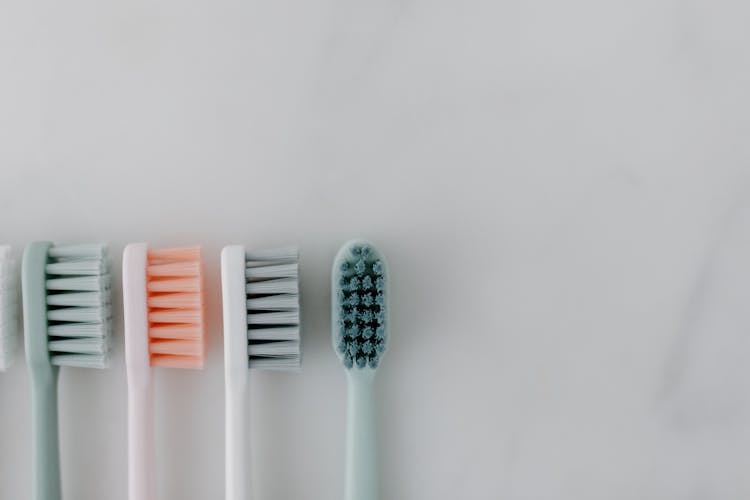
[{"left": 0, "top": 0, "right": 749, "bottom": 498}]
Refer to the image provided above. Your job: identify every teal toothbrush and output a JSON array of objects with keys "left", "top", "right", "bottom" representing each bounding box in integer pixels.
[
  {"left": 23, "top": 242, "right": 112, "bottom": 500},
  {"left": 332, "top": 239, "right": 389, "bottom": 500}
]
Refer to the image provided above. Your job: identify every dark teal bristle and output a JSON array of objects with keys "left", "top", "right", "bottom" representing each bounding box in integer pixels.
[
  {"left": 355, "top": 259, "right": 366, "bottom": 275},
  {"left": 362, "top": 276, "right": 373, "bottom": 290},
  {"left": 335, "top": 243, "right": 386, "bottom": 370},
  {"left": 359, "top": 309, "right": 373, "bottom": 323},
  {"left": 348, "top": 342, "right": 359, "bottom": 357},
  {"left": 376, "top": 340, "right": 385, "bottom": 353}
]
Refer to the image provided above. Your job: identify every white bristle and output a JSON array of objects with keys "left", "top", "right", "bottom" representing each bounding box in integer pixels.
[
  {"left": 248, "top": 326, "right": 299, "bottom": 341},
  {"left": 47, "top": 274, "right": 111, "bottom": 291},
  {"left": 245, "top": 246, "right": 298, "bottom": 263},
  {"left": 244, "top": 278, "right": 298, "bottom": 295},
  {"left": 47, "top": 305, "right": 111, "bottom": 323},
  {"left": 0, "top": 246, "right": 17, "bottom": 371},
  {"left": 46, "top": 244, "right": 112, "bottom": 368},
  {"left": 246, "top": 247, "right": 300, "bottom": 371},
  {"left": 247, "top": 311, "right": 300, "bottom": 325},
  {"left": 247, "top": 295, "right": 299, "bottom": 310},
  {"left": 248, "top": 340, "right": 299, "bottom": 357},
  {"left": 48, "top": 244, "right": 107, "bottom": 259},
  {"left": 47, "top": 291, "right": 106, "bottom": 307},
  {"left": 48, "top": 337, "right": 107, "bottom": 354},
  {"left": 51, "top": 354, "right": 108, "bottom": 369},
  {"left": 48, "top": 323, "right": 110, "bottom": 338},
  {"left": 245, "top": 263, "right": 298, "bottom": 279},
  {"left": 46, "top": 260, "right": 104, "bottom": 275}
]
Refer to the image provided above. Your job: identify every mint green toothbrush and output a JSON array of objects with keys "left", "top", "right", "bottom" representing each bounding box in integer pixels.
[
  {"left": 332, "top": 240, "right": 389, "bottom": 500},
  {"left": 23, "top": 242, "right": 112, "bottom": 500}
]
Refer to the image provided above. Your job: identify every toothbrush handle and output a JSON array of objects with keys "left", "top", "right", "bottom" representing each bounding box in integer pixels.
[
  {"left": 30, "top": 370, "right": 61, "bottom": 500},
  {"left": 346, "top": 375, "right": 379, "bottom": 500},
  {"left": 225, "top": 382, "right": 248, "bottom": 500},
  {"left": 127, "top": 378, "right": 155, "bottom": 500},
  {"left": 222, "top": 245, "right": 251, "bottom": 500}
]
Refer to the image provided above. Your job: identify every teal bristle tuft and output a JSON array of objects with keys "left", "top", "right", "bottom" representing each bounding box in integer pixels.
[
  {"left": 332, "top": 241, "right": 388, "bottom": 370},
  {"left": 46, "top": 243, "right": 112, "bottom": 369}
]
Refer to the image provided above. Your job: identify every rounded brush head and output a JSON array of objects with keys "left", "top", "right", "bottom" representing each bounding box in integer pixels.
[
  {"left": 0, "top": 246, "right": 18, "bottom": 371},
  {"left": 146, "top": 246, "right": 206, "bottom": 369},
  {"left": 44, "top": 243, "right": 112, "bottom": 369},
  {"left": 332, "top": 240, "right": 388, "bottom": 370}
]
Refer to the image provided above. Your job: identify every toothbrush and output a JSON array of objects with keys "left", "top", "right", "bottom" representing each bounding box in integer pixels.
[
  {"left": 332, "top": 240, "right": 389, "bottom": 500},
  {"left": 221, "top": 245, "right": 300, "bottom": 500},
  {"left": 0, "top": 246, "right": 18, "bottom": 371},
  {"left": 22, "top": 242, "right": 112, "bottom": 500},
  {"left": 123, "top": 244, "right": 206, "bottom": 500}
]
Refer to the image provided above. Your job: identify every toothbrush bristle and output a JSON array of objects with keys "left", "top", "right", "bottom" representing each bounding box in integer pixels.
[
  {"left": 246, "top": 246, "right": 300, "bottom": 370},
  {"left": 333, "top": 242, "right": 387, "bottom": 370},
  {"left": 45, "top": 244, "right": 111, "bottom": 369},
  {"left": 146, "top": 247, "right": 205, "bottom": 369},
  {"left": 0, "top": 246, "right": 17, "bottom": 371}
]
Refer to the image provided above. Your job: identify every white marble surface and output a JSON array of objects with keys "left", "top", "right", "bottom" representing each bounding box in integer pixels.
[{"left": 1, "top": 0, "right": 750, "bottom": 498}]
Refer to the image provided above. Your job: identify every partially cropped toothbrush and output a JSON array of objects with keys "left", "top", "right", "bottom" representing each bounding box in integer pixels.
[
  {"left": 221, "top": 245, "right": 300, "bottom": 500},
  {"left": 0, "top": 246, "right": 18, "bottom": 371},
  {"left": 22, "top": 242, "right": 112, "bottom": 500},
  {"left": 123, "top": 244, "right": 206, "bottom": 500},
  {"left": 332, "top": 240, "right": 389, "bottom": 500}
]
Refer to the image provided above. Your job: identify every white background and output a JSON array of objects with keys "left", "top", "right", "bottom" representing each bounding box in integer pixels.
[{"left": 2, "top": 0, "right": 750, "bottom": 499}]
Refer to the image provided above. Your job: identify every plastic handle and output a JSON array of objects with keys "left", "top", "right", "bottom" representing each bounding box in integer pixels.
[
  {"left": 346, "top": 371, "right": 379, "bottom": 500},
  {"left": 222, "top": 246, "right": 250, "bottom": 500},
  {"left": 225, "top": 383, "right": 248, "bottom": 500},
  {"left": 23, "top": 241, "right": 61, "bottom": 500},
  {"left": 31, "top": 370, "right": 61, "bottom": 500},
  {"left": 126, "top": 378, "right": 155, "bottom": 500},
  {"left": 123, "top": 243, "right": 155, "bottom": 500}
]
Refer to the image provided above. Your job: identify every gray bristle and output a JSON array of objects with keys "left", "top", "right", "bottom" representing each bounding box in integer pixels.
[
  {"left": 246, "top": 247, "right": 300, "bottom": 371},
  {"left": 46, "top": 244, "right": 112, "bottom": 369},
  {"left": 0, "top": 246, "right": 17, "bottom": 371}
]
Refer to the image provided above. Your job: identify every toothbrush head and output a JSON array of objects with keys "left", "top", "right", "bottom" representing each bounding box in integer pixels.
[
  {"left": 245, "top": 246, "right": 300, "bottom": 370},
  {"left": 24, "top": 242, "right": 112, "bottom": 370},
  {"left": 331, "top": 240, "right": 388, "bottom": 370},
  {"left": 0, "top": 246, "right": 18, "bottom": 371},
  {"left": 146, "top": 246, "right": 206, "bottom": 369}
]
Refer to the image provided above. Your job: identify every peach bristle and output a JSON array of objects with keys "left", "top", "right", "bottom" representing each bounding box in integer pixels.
[{"left": 146, "top": 246, "right": 206, "bottom": 369}]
